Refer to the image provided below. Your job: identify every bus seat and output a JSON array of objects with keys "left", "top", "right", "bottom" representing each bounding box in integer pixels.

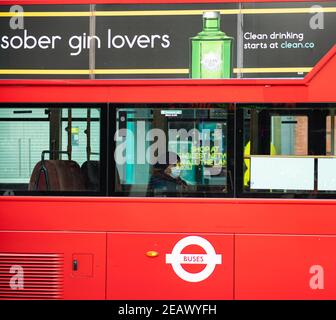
[
  {"left": 28, "top": 160, "right": 85, "bottom": 191},
  {"left": 81, "top": 160, "right": 100, "bottom": 191}
]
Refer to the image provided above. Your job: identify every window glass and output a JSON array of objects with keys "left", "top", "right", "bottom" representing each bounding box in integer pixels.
[
  {"left": 115, "top": 105, "right": 229, "bottom": 196},
  {"left": 241, "top": 104, "right": 336, "bottom": 196},
  {"left": 0, "top": 121, "right": 49, "bottom": 185},
  {"left": 0, "top": 106, "right": 101, "bottom": 194},
  {"left": 270, "top": 115, "right": 308, "bottom": 156},
  {"left": 61, "top": 108, "right": 100, "bottom": 166}
]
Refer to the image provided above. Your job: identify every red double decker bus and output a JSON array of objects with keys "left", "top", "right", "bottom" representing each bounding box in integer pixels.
[{"left": 1, "top": 0, "right": 336, "bottom": 300}]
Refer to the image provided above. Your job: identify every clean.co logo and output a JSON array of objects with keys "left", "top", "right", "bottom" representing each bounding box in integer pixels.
[{"left": 166, "top": 236, "right": 222, "bottom": 282}]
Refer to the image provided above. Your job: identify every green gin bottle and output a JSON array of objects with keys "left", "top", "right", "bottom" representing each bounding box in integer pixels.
[{"left": 190, "top": 11, "right": 233, "bottom": 79}]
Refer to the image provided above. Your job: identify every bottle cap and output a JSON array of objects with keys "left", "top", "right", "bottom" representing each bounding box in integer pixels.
[{"left": 203, "top": 11, "right": 220, "bottom": 19}]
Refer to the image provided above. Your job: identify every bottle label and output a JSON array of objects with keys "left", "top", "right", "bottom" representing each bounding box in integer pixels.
[{"left": 201, "top": 52, "right": 222, "bottom": 72}]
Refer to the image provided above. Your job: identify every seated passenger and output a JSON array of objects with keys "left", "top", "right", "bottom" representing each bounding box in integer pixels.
[{"left": 149, "top": 152, "right": 188, "bottom": 194}]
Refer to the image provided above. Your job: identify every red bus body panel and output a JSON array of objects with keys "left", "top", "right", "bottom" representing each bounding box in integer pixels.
[
  {"left": 235, "top": 235, "right": 336, "bottom": 299},
  {"left": 107, "top": 233, "right": 234, "bottom": 299},
  {"left": 1, "top": 197, "right": 336, "bottom": 299},
  {"left": 0, "top": 231, "right": 106, "bottom": 299},
  {"left": 1, "top": 0, "right": 336, "bottom": 300},
  {"left": 1, "top": 197, "right": 336, "bottom": 235}
]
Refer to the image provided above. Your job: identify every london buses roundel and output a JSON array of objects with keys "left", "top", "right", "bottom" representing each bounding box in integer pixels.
[{"left": 165, "top": 236, "right": 222, "bottom": 282}]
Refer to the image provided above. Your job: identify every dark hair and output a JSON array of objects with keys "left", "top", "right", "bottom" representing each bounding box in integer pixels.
[{"left": 153, "top": 152, "right": 181, "bottom": 171}]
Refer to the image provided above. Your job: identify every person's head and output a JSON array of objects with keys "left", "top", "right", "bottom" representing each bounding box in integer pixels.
[{"left": 154, "top": 152, "right": 181, "bottom": 178}]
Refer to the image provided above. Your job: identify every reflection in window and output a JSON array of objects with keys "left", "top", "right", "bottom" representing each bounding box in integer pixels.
[{"left": 115, "top": 105, "right": 229, "bottom": 196}]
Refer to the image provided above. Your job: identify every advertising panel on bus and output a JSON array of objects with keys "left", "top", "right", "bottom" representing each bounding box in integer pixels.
[{"left": 0, "top": 1, "right": 335, "bottom": 79}]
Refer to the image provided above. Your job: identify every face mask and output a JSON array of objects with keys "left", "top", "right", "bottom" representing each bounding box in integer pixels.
[{"left": 170, "top": 166, "right": 181, "bottom": 178}]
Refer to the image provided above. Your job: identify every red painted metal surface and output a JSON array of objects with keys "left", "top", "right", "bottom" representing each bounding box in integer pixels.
[
  {"left": 1, "top": 0, "right": 336, "bottom": 299},
  {"left": 235, "top": 235, "right": 336, "bottom": 299},
  {"left": 2, "top": 197, "right": 336, "bottom": 235},
  {"left": 0, "top": 231, "right": 106, "bottom": 299},
  {"left": 0, "top": 45, "right": 335, "bottom": 103},
  {"left": 0, "top": 252, "right": 64, "bottom": 299},
  {"left": 107, "top": 233, "right": 234, "bottom": 299}
]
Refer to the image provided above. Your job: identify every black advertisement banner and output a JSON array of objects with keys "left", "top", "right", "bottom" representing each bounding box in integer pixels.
[{"left": 0, "top": 2, "right": 335, "bottom": 79}]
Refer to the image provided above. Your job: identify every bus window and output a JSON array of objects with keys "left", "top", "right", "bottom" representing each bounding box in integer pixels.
[
  {"left": 0, "top": 106, "right": 103, "bottom": 195},
  {"left": 243, "top": 114, "right": 308, "bottom": 187},
  {"left": 242, "top": 105, "right": 312, "bottom": 194},
  {"left": 240, "top": 104, "right": 336, "bottom": 197},
  {"left": 114, "top": 105, "right": 230, "bottom": 197}
]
